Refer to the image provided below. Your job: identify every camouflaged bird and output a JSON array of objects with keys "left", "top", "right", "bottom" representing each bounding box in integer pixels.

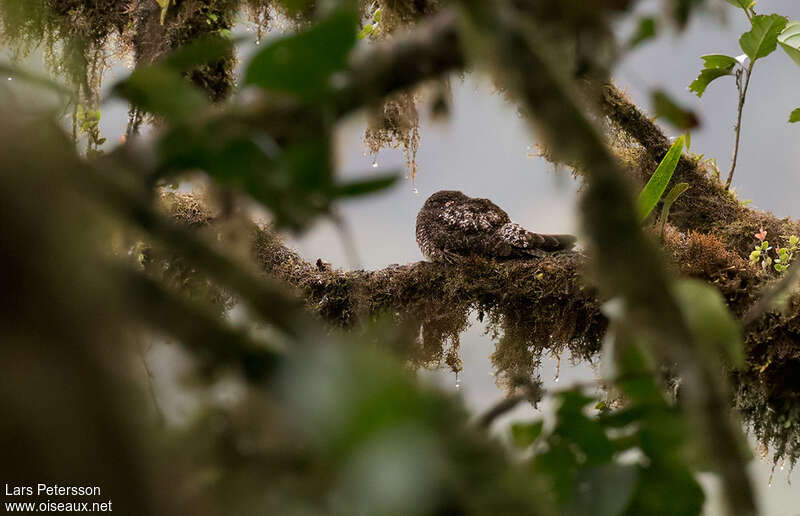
[{"left": 416, "top": 190, "right": 576, "bottom": 262}]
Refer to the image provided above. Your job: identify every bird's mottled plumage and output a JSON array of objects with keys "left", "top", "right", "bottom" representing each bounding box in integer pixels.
[{"left": 416, "top": 190, "right": 576, "bottom": 262}]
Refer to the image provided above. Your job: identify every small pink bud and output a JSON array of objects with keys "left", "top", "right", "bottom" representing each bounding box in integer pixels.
[{"left": 755, "top": 228, "right": 767, "bottom": 242}]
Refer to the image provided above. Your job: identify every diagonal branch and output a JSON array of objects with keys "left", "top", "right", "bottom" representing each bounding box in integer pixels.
[{"left": 456, "top": 1, "right": 757, "bottom": 512}]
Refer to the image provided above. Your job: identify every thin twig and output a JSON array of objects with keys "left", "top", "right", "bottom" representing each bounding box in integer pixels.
[
  {"left": 331, "top": 210, "right": 363, "bottom": 270},
  {"left": 726, "top": 61, "right": 754, "bottom": 190},
  {"left": 138, "top": 341, "right": 165, "bottom": 426},
  {"left": 477, "top": 381, "right": 543, "bottom": 429}
]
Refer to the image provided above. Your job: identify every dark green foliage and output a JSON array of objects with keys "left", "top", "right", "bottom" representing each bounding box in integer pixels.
[{"left": 244, "top": 7, "right": 358, "bottom": 100}]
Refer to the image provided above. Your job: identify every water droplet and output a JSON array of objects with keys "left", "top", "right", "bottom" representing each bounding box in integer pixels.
[
  {"left": 412, "top": 187, "right": 419, "bottom": 195},
  {"left": 553, "top": 355, "right": 561, "bottom": 383},
  {"left": 371, "top": 160, "right": 378, "bottom": 168},
  {"left": 7, "top": 77, "right": 11, "bottom": 81}
]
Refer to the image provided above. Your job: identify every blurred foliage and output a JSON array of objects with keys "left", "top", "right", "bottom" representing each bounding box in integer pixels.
[{"left": 1, "top": 0, "right": 797, "bottom": 515}]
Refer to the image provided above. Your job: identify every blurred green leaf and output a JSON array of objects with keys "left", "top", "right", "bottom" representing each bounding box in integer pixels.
[
  {"left": 333, "top": 173, "right": 398, "bottom": 198},
  {"left": 0, "top": 62, "right": 73, "bottom": 98},
  {"left": 652, "top": 90, "right": 700, "bottom": 130},
  {"left": 114, "top": 65, "right": 207, "bottom": 120},
  {"left": 628, "top": 17, "right": 657, "bottom": 49},
  {"left": 358, "top": 23, "right": 373, "bottom": 40},
  {"left": 778, "top": 21, "right": 800, "bottom": 67},
  {"left": 156, "top": 125, "right": 335, "bottom": 229},
  {"left": 673, "top": 279, "right": 744, "bottom": 368},
  {"left": 740, "top": 14, "right": 787, "bottom": 62},
  {"left": 165, "top": 36, "right": 237, "bottom": 71},
  {"left": 567, "top": 464, "right": 639, "bottom": 516},
  {"left": 637, "top": 135, "right": 684, "bottom": 222},
  {"left": 671, "top": 0, "right": 705, "bottom": 28},
  {"left": 244, "top": 8, "right": 358, "bottom": 100},
  {"left": 790, "top": 107, "right": 800, "bottom": 123},
  {"left": 510, "top": 421, "right": 543, "bottom": 449}
]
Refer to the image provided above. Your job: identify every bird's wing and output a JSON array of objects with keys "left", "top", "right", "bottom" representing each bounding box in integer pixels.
[{"left": 437, "top": 198, "right": 507, "bottom": 233}]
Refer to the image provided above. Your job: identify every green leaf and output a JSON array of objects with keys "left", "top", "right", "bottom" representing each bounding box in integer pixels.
[
  {"left": 357, "top": 23, "right": 373, "bottom": 40},
  {"left": 114, "top": 65, "right": 207, "bottom": 120},
  {"left": 567, "top": 464, "right": 639, "bottom": 516},
  {"left": 659, "top": 182, "right": 690, "bottom": 237},
  {"left": 700, "top": 54, "right": 738, "bottom": 70},
  {"left": 637, "top": 135, "right": 684, "bottom": 222},
  {"left": 510, "top": 421, "right": 544, "bottom": 449},
  {"left": 156, "top": 0, "right": 169, "bottom": 25},
  {"left": 244, "top": 8, "right": 357, "bottom": 100},
  {"left": 689, "top": 69, "right": 730, "bottom": 97},
  {"left": 661, "top": 182, "right": 690, "bottom": 211},
  {"left": 333, "top": 173, "right": 398, "bottom": 198},
  {"left": 740, "top": 14, "right": 788, "bottom": 62},
  {"left": 689, "top": 54, "right": 737, "bottom": 98},
  {"left": 778, "top": 21, "right": 800, "bottom": 67},
  {"left": 628, "top": 17, "right": 657, "bottom": 49},
  {"left": 673, "top": 279, "right": 744, "bottom": 369},
  {"left": 652, "top": 90, "right": 699, "bottom": 130},
  {"left": 723, "top": 0, "right": 755, "bottom": 10},
  {"left": 165, "top": 36, "right": 237, "bottom": 71}
]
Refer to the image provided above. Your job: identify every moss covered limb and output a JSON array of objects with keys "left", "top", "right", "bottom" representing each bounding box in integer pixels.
[
  {"left": 245, "top": 210, "right": 798, "bottom": 467},
  {"left": 252, "top": 225, "right": 603, "bottom": 379}
]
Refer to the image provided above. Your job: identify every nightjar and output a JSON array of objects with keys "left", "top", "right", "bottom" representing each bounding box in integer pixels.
[{"left": 416, "top": 190, "right": 576, "bottom": 262}]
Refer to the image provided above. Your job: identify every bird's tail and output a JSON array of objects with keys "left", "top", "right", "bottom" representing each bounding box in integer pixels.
[{"left": 527, "top": 232, "right": 577, "bottom": 252}]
